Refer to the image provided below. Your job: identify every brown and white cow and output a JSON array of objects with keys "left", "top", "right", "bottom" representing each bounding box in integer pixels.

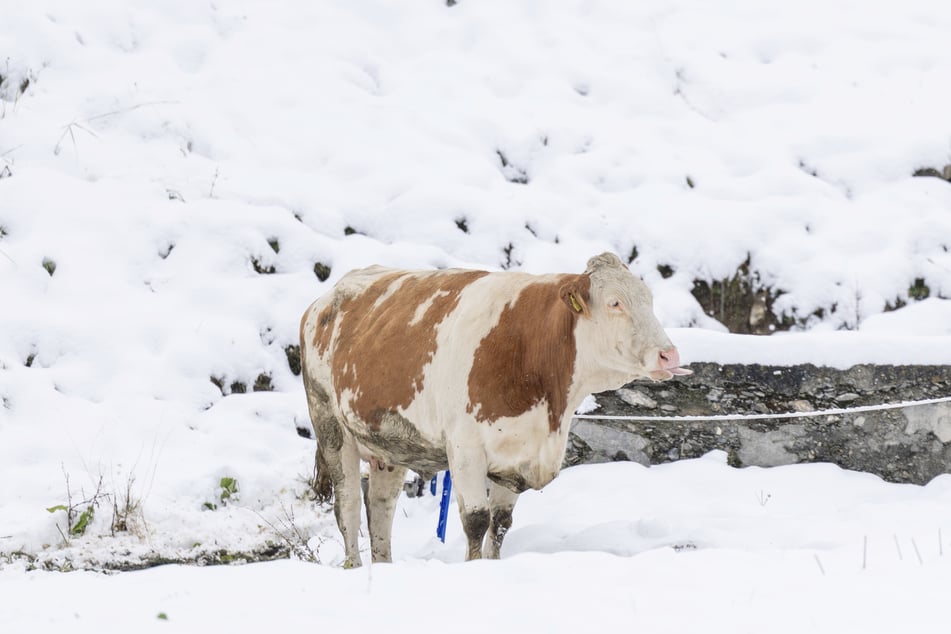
[{"left": 299, "top": 252, "right": 690, "bottom": 567}]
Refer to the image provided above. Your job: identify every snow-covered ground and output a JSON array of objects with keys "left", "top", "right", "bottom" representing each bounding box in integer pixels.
[
  {"left": 2, "top": 1, "right": 951, "bottom": 631},
  {"left": 5, "top": 455, "right": 951, "bottom": 633}
]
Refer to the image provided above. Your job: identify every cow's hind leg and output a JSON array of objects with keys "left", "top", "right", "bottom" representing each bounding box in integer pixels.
[
  {"left": 308, "top": 384, "right": 363, "bottom": 568},
  {"left": 324, "top": 433, "right": 362, "bottom": 568},
  {"left": 366, "top": 458, "right": 407, "bottom": 563},
  {"left": 484, "top": 481, "right": 518, "bottom": 559}
]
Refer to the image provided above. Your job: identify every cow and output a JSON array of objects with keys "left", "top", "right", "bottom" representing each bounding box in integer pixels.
[{"left": 299, "top": 252, "right": 690, "bottom": 567}]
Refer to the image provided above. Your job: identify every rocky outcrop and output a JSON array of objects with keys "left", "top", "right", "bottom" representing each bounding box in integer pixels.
[{"left": 566, "top": 363, "right": 951, "bottom": 484}]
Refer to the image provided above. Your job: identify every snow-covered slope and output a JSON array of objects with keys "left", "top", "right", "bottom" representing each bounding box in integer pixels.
[{"left": 2, "top": 1, "right": 951, "bottom": 629}]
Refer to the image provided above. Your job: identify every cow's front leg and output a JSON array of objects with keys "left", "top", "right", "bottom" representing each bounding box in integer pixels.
[
  {"left": 484, "top": 481, "right": 518, "bottom": 559},
  {"left": 366, "top": 458, "right": 407, "bottom": 563},
  {"left": 447, "top": 444, "right": 490, "bottom": 561}
]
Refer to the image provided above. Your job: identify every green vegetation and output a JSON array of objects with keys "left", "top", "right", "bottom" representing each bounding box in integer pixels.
[
  {"left": 202, "top": 476, "right": 238, "bottom": 510},
  {"left": 313, "top": 262, "right": 331, "bottom": 281},
  {"left": 251, "top": 256, "right": 276, "bottom": 274},
  {"left": 46, "top": 473, "right": 104, "bottom": 540},
  {"left": 908, "top": 278, "right": 930, "bottom": 301},
  {"left": 285, "top": 345, "right": 301, "bottom": 376},
  {"left": 71, "top": 506, "right": 95, "bottom": 535},
  {"left": 253, "top": 373, "right": 272, "bottom": 392},
  {"left": 219, "top": 477, "right": 238, "bottom": 503}
]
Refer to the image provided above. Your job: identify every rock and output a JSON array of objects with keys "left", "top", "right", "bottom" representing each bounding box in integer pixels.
[
  {"left": 569, "top": 420, "right": 650, "bottom": 466},
  {"left": 836, "top": 392, "right": 861, "bottom": 403},
  {"left": 616, "top": 388, "right": 657, "bottom": 409},
  {"left": 789, "top": 399, "right": 815, "bottom": 412},
  {"left": 736, "top": 427, "right": 799, "bottom": 467},
  {"left": 566, "top": 363, "right": 951, "bottom": 484},
  {"left": 904, "top": 402, "right": 951, "bottom": 443}
]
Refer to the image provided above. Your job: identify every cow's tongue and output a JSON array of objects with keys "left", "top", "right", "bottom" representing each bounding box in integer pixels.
[{"left": 648, "top": 366, "right": 693, "bottom": 381}]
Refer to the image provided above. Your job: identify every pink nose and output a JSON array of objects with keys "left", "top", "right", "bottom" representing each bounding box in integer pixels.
[{"left": 658, "top": 347, "right": 681, "bottom": 370}]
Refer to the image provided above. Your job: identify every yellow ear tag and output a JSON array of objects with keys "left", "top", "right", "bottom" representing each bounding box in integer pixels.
[{"left": 569, "top": 294, "right": 583, "bottom": 313}]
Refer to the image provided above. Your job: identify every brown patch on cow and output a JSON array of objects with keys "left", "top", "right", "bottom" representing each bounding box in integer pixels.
[
  {"left": 313, "top": 302, "right": 338, "bottom": 357},
  {"left": 467, "top": 274, "right": 590, "bottom": 433},
  {"left": 331, "top": 270, "right": 489, "bottom": 431}
]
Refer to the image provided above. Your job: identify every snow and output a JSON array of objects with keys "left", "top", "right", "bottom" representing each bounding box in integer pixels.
[
  {"left": 4, "top": 456, "right": 951, "bottom": 632},
  {"left": 2, "top": 0, "right": 951, "bottom": 631}
]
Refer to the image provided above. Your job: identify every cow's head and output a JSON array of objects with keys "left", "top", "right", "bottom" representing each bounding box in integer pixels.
[{"left": 563, "top": 252, "right": 691, "bottom": 383}]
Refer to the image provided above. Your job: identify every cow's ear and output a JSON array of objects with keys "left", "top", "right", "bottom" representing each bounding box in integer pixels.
[{"left": 560, "top": 278, "right": 591, "bottom": 318}]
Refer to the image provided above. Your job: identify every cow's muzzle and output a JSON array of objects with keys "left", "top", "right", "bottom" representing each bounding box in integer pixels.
[{"left": 649, "top": 347, "right": 692, "bottom": 381}]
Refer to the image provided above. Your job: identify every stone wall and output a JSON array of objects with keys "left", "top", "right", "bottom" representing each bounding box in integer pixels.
[{"left": 566, "top": 363, "right": 951, "bottom": 484}]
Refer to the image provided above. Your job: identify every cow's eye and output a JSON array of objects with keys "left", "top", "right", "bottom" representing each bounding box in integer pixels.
[{"left": 608, "top": 299, "right": 621, "bottom": 309}]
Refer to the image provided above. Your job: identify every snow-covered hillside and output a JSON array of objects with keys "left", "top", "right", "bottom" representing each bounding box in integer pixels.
[{"left": 2, "top": 1, "right": 951, "bottom": 630}]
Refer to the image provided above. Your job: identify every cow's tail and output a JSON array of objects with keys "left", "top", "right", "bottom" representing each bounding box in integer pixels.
[
  {"left": 301, "top": 300, "right": 339, "bottom": 505},
  {"left": 312, "top": 444, "right": 334, "bottom": 504},
  {"left": 301, "top": 352, "right": 335, "bottom": 504}
]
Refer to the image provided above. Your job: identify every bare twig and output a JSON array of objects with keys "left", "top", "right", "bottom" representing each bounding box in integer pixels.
[
  {"left": 209, "top": 166, "right": 220, "bottom": 198},
  {"left": 52, "top": 100, "right": 178, "bottom": 156},
  {"left": 926, "top": 257, "right": 950, "bottom": 274},
  {"left": 50, "top": 465, "right": 108, "bottom": 544},
  {"left": 84, "top": 100, "right": 178, "bottom": 123},
  {"left": 53, "top": 121, "right": 98, "bottom": 157},
  {"left": 110, "top": 472, "right": 143, "bottom": 536},
  {"left": 53, "top": 523, "right": 70, "bottom": 546},
  {"left": 255, "top": 502, "right": 321, "bottom": 563}
]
